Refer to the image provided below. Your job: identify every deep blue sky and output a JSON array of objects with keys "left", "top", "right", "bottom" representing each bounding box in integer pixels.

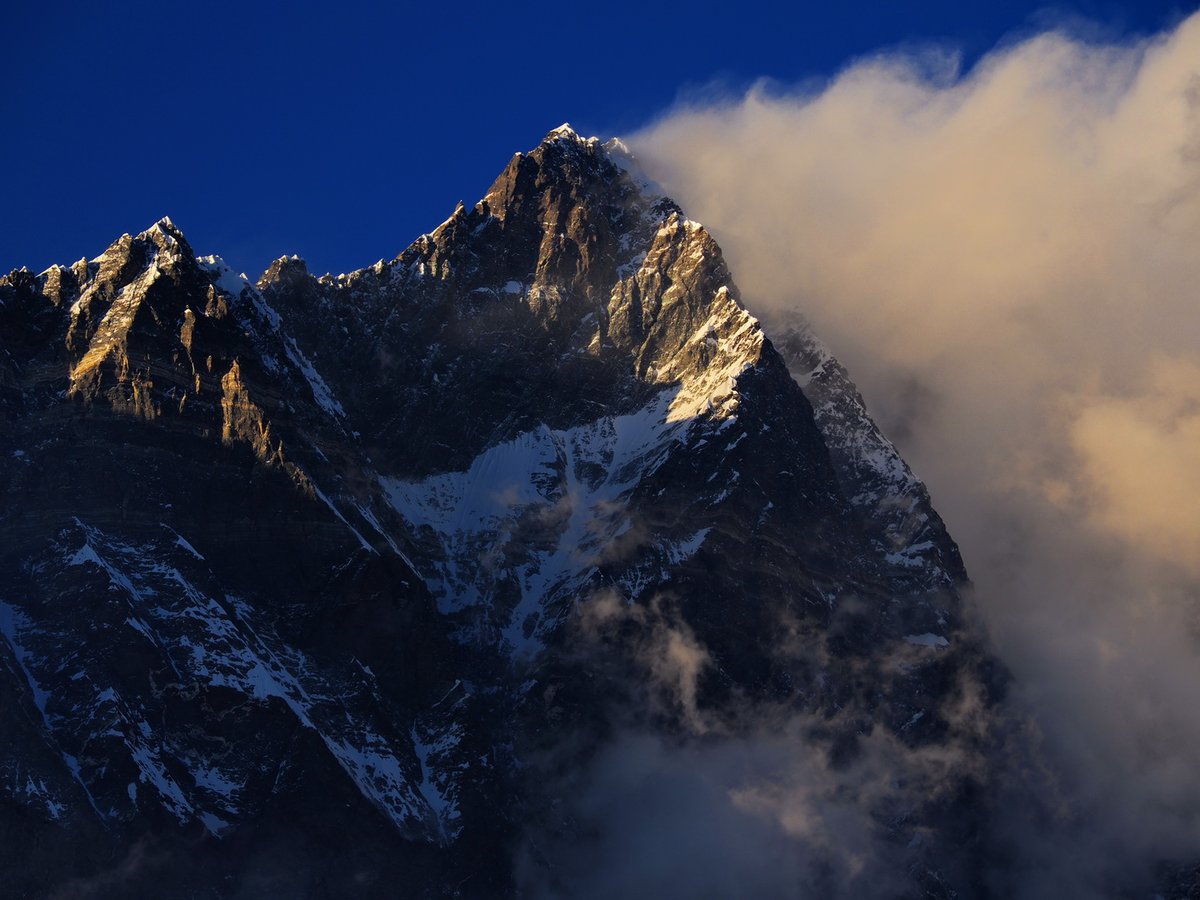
[{"left": 2, "top": 1, "right": 1193, "bottom": 279}]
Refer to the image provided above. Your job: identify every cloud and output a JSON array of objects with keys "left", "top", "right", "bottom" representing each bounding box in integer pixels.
[
  {"left": 1070, "top": 358, "right": 1200, "bottom": 571},
  {"left": 573, "top": 590, "right": 716, "bottom": 734},
  {"left": 621, "top": 10, "right": 1200, "bottom": 896},
  {"left": 516, "top": 729, "right": 895, "bottom": 900},
  {"left": 519, "top": 588, "right": 998, "bottom": 899}
]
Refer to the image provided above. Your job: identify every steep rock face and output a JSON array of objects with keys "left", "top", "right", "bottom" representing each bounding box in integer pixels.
[
  {"left": 772, "top": 315, "right": 967, "bottom": 595},
  {"left": 0, "top": 126, "right": 997, "bottom": 898}
]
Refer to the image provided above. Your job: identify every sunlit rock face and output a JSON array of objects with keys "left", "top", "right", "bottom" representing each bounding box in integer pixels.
[{"left": 0, "top": 126, "right": 996, "bottom": 898}]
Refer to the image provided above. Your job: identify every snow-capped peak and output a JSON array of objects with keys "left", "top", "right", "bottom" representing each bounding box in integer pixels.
[
  {"left": 541, "top": 123, "right": 602, "bottom": 152},
  {"left": 140, "top": 215, "right": 183, "bottom": 240},
  {"left": 546, "top": 122, "right": 579, "bottom": 139},
  {"left": 130, "top": 216, "right": 191, "bottom": 259}
]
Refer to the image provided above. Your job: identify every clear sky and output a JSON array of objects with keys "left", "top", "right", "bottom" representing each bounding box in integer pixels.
[{"left": 2, "top": 0, "right": 1192, "bottom": 278}]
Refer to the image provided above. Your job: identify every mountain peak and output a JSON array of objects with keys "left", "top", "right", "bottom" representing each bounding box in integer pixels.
[
  {"left": 544, "top": 122, "right": 583, "bottom": 141},
  {"left": 538, "top": 123, "right": 605, "bottom": 157},
  {"left": 131, "top": 215, "right": 193, "bottom": 260},
  {"left": 258, "top": 254, "right": 310, "bottom": 290},
  {"left": 139, "top": 215, "right": 183, "bottom": 240},
  {"left": 0, "top": 119, "right": 991, "bottom": 899}
]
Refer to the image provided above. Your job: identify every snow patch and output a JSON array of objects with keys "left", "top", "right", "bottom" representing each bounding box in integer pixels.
[
  {"left": 382, "top": 390, "right": 704, "bottom": 657},
  {"left": 904, "top": 633, "right": 949, "bottom": 649}
]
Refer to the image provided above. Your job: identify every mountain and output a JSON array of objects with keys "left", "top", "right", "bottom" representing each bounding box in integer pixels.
[{"left": 0, "top": 125, "right": 1000, "bottom": 898}]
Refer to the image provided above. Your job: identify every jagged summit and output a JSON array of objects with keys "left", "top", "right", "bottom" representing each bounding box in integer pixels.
[
  {"left": 541, "top": 122, "right": 594, "bottom": 145},
  {"left": 142, "top": 214, "right": 183, "bottom": 237},
  {"left": 257, "top": 253, "right": 310, "bottom": 289}
]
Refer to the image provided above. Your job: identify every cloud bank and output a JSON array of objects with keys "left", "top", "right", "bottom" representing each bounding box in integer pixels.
[{"left": 611, "top": 11, "right": 1200, "bottom": 897}]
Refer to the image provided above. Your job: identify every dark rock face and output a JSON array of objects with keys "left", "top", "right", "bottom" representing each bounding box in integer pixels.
[{"left": 0, "top": 126, "right": 997, "bottom": 898}]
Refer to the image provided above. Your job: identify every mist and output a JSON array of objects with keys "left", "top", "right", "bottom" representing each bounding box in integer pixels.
[
  {"left": 607, "top": 10, "right": 1200, "bottom": 897},
  {"left": 518, "top": 590, "right": 995, "bottom": 900}
]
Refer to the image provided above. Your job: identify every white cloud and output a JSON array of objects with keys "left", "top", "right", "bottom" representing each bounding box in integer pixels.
[{"left": 626, "top": 12, "right": 1200, "bottom": 895}]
